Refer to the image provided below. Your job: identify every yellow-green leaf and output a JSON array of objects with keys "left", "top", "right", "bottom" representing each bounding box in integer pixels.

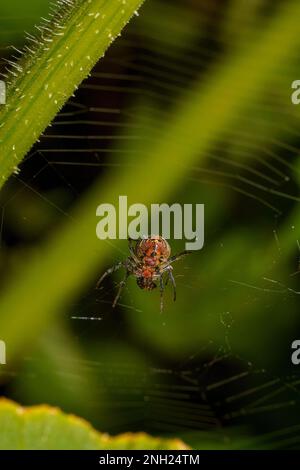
[{"left": 0, "top": 399, "right": 189, "bottom": 450}]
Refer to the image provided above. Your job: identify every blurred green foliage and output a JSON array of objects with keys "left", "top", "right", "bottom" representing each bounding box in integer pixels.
[{"left": 1, "top": 0, "right": 300, "bottom": 450}]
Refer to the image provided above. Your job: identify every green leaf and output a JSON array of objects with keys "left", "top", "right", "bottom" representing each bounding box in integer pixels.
[{"left": 0, "top": 399, "right": 189, "bottom": 450}]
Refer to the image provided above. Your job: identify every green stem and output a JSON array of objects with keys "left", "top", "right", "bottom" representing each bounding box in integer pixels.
[{"left": 0, "top": 0, "right": 144, "bottom": 185}]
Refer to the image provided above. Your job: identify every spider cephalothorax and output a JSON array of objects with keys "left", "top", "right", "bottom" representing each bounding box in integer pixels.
[{"left": 97, "top": 236, "right": 190, "bottom": 312}]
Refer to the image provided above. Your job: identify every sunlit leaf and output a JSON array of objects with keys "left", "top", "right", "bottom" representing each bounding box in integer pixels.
[{"left": 0, "top": 399, "right": 189, "bottom": 450}]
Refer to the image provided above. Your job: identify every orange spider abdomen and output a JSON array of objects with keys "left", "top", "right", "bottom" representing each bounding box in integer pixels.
[{"left": 136, "top": 236, "right": 171, "bottom": 262}]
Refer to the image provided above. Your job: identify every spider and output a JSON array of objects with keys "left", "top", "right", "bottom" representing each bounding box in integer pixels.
[{"left": 96, "top": 235, "right": 191, "bottom": 312}]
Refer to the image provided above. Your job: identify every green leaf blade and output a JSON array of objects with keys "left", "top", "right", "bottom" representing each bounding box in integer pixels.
[
  {"left": 0, "top": 399, "right": 189, "bottom": 450},
  {"left": 0, "top": 0, "right": 145, "bottom": 186}
]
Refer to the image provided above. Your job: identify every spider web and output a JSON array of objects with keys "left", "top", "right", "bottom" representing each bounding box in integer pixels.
[{"left": 1, "top": 0, "right": 300, "bottom": 450}]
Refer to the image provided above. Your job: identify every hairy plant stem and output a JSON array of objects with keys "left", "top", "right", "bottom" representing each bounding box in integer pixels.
[{"left": 0, "top": 0, "right": 144, "bottom": 187}]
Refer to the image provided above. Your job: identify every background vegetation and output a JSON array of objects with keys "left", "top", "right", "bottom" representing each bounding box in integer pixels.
[{"left": 1, "top": 0, "right": 300, "bottom": 449}]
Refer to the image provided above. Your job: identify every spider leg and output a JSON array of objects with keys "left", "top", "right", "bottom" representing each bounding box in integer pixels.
[
  {"left": 128, "top": 238, "right": 140, "bottom": 263},
  {"left": 159, "top": 275, "right": 165, "bottom": 313},
  {"left": 128, "top": 237, "right": 135, "bottom": 253},
  {"left": 159, "top": 250, "right": 191, "bottom": 273},
  {"left": 168, "top": 250, "right": 192, "bottom": 264},
  {"left": 168, "top": 268, "right": 176, "bottom": 302},
  {"left": 290, "top": 269, "right": 300, "bottom": 277},
  {"left": 96, "top": 261, "right": 123, "bottom": 289},
  {"left": 112, "top": 271, "right": 129, "bottom": 308}
]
